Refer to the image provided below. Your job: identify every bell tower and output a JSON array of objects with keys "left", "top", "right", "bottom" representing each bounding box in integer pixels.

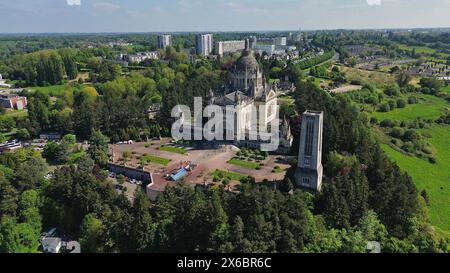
[{"left": 295, "top": 111, "right": 324, "bottom": 191}]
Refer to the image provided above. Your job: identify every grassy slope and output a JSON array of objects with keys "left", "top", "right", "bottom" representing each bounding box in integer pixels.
[
  {"left": 373, "top": 92, "right": 450, "bottom": 236},
  {"left": 442, "top": 86, "right": 450, "bottom": 95},
  {"left": 381, "top": 125, "right": 450, "bottom": 234},
  {"left": 372, "top": 94, "right": 448, "bottom": 122}
]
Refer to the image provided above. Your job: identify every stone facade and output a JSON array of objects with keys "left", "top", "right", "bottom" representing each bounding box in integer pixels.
[{"left": 295, "top": 111, "right": 324, "bottom": 191}]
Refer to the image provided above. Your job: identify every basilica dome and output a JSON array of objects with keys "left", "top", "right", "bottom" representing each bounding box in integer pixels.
[{"left": 236, "top": 42, "right": 259, "bottom": 71}]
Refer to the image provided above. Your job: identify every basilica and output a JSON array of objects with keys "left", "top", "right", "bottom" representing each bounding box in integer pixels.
[{"left": 210, "top": 39, "right": 293, "bottom": 154}]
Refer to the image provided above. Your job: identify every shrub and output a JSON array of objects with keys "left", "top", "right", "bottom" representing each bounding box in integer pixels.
[
  {"left": 380, "top": 119, "right": 397, "bottom": 128},
  {"left": 403, "top": 130, "right": 421, "bottom": 142},
  {"left": 390, "top": 127, "right": 405, "bottom": 139},
  {"left": 379, "top": 102, "right": 391, "bottom": 112},
  {"left": 408, "top": 96, "right": 418, "bottom": 104},
  {"left": 388, "top": 100, "right": 397, "bottom": 110},
  {"left": 384, "top": 85, "right": 400, "bottom": 96},
  {"left": 396, "top": 99, "right": 407, "bottom": 108},
  {"left": 391, "top": 138, "right": 401, "bottom": 147},
  {"left": 402, "top": 142, "right": 415, "bottom": 153},
  {"left": 428, "top": 157, "right": 437, "bottom": 164},
  {"left": 370, "top": 117, "right": 378, "bottom": 124}
]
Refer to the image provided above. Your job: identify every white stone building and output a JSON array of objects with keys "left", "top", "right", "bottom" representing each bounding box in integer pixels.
[
  {"left": 196, "top": 34, "right": 213, "bottom": 56},
  {"left": 209, "top": 40, "right": 293, "bottom": 153},
  {"left": 157, "top": 34, "right": 172, "bottom": 49},
  {"left": 215, "top": 40, "right": 246, "bottom": 56}
]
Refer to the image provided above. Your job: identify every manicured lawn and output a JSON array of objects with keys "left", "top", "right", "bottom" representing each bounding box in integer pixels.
[
  {"left": 372, "top": 94, "right": 448, "bottom": 122},
  {"left": 141, "top": 155, "right": 171, "bottom": 166},
  {"left": 33, "top": 84, "right": 67, "bottom": 97},
  {"left": 159, "top": 145, "right": 187, "bottom": 155},
  {"left": 227, "top": 158, "right": 262, "bottom": 170},
  {"left": 211, "top": 169, "right": 248, "bottom": 181},
  {"left": 380, "top": 124, "right": 450, "bottom": 237}
]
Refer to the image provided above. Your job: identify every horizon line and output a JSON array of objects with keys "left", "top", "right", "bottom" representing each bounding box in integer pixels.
[{"left": 1, "top": 26, "right": 450, "bottom": 36}]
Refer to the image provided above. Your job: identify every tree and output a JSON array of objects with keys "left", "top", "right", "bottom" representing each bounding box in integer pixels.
[
  {"left": 0, "top": 172, "right": 18, "bottom": 217},
  {"left": 397, "top": 70, "right": 412, "bottom": 87},
  {"left": 79, "top": 214, "right": 105, "bottom": 253},
  {"left": 87, "top": 130, "right": 110, "bottom": 167},
  {"left": 222, "top": 178, "right": 231, "bottom": 191},
  {"left": 18, "top": 190, "right": 41, "bottom": 212},
  {"left": 16, "top": 129, "right": 31, "bottom": 141},
  {"left": 128, "top": 191, "right": 155, "bottom": 252},
  {"left": 117, "top": 175, "right": 125, "bottom": 185},
  {"left": 14, "top": 156, "right": 48, "bottom": 191},
  {"left": 82, "top": 86, "right": 99, "bottom": 99},
  {"left": 0, "top": 217, "right": 40, "bottom": 253},
  {"left": 76, "top": 154, "right": 95, "bottom": 174},
  {"left": 358, "top": 210, "right": 388, "bottom": 242}
]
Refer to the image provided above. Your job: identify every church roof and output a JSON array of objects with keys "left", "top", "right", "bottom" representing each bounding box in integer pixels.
[{"left": 214, "top": 91, "right": 251, "bottom": 106}]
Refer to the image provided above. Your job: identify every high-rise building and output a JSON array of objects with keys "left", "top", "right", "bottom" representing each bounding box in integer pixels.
[
  {"left": 215, "top": 40, "right": 246, "bottom": 56},
  {"left": 273, "top": 37, "right": 287, "bottom": 46},
  {"left": 196, "top": 34, "right": 213, "bottom": 56},
  {"left": 249, "top": 36, "right": 257, "bottom": 49},
  {"left": 157, "top": 34, "right": 172, "bottom": 49},
  {"left": 295, "top": 110, "right": 324, "bottom": 191},
  {"left": 293, "top": 27, "right": 302, "bottom": 42}
]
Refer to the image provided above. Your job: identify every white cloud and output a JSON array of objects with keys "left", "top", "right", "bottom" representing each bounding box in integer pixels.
[
  {"left": 66, "top": 0, "right": 81, "bottom": 6},
  {"left": 366, "top": 0, "right": 382, "bottom": 6}
]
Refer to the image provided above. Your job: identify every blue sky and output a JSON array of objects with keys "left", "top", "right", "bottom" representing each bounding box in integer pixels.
[{"left": 1, "top": 0, "right": 450, "bottom": 33}]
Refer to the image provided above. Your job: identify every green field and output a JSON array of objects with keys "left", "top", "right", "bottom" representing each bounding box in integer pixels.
[
  {"left": 211, "top": 169, "right": 248, "bottom": 181},
  {"left": 159, "top": 145, "right": 187, "bottom": 155},
  {"left": 371, "top": 91, "right": 450, "bottom": 237},
  {"left": 398, "top": 44, "right": 437, "bottom": 54},
  {"left": 227, "top": 158, "right": 262, "bottom": 170},
  {"left": 32, "top": 84, "right": 67, "bottom": 97},
  {"left": 372, "top": 94, "right": 448, "bottom": 122},
  {"left": 381, "top": 125, "right": 450, "bottom": 235},
  {"left": 141, "top": 155, "right": 171, "bottom": 166}
]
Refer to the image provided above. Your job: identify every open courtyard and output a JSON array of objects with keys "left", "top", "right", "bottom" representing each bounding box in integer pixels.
[{"left": 109, "top": 138, "right": 291, "bottom": 192}]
